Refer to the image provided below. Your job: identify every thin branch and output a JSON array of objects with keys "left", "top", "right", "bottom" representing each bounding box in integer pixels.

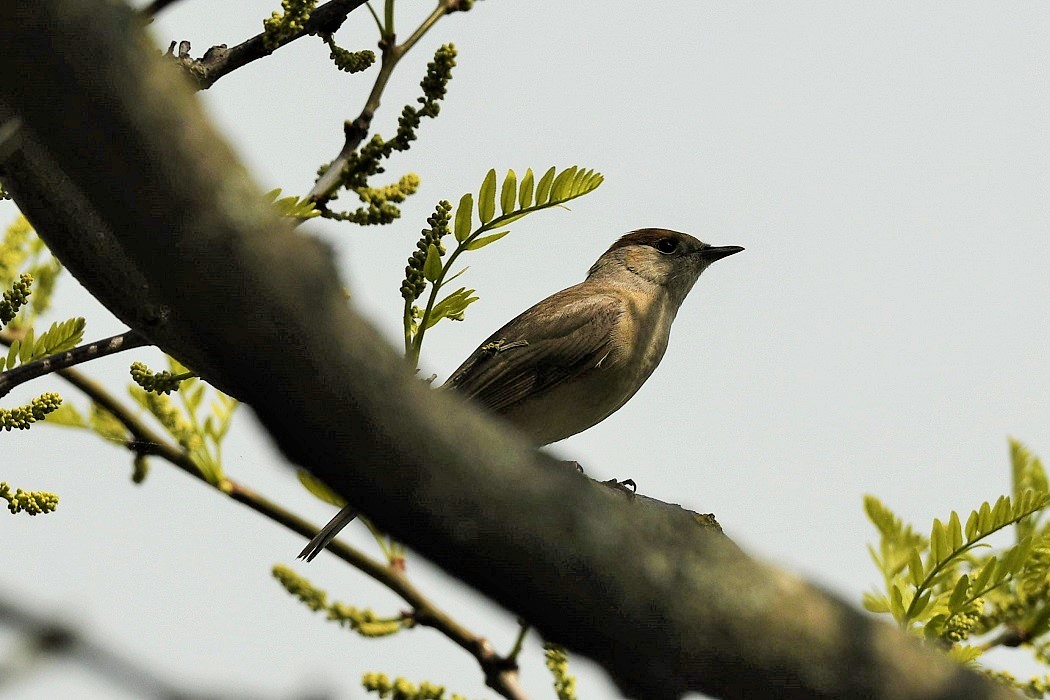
[
  {"left": 307, "top": 0, "right": 465, "bottom": 202},
  {"left": 169, "top": 0, "right": 369, "bottom": 90},
  {"left": 0, "top": 330, "right": 148, "bottom": 399},
  {"left": 0, "top": 332, "right": 526, "bottom": 699},
  {"left": 507, "top": 621, "right": 529, "bottom": 662}
]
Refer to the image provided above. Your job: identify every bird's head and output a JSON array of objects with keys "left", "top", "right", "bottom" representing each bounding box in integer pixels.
[{"left": 588, "top": 229, "right": 743, "bottom": 305}]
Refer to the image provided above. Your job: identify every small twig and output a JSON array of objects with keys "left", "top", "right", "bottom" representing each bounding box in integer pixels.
[
  {"left": 169, "top": 0, "right": 369, "bottom": 90},
  {"left": 507, "top": 619, "right": 530, "bottom": 661},
  {"left": 0, "top": 330, "right": 149, "bottom": 399},
  {"left": 307, "top": 0, "right": 459, "bottom": 202}
]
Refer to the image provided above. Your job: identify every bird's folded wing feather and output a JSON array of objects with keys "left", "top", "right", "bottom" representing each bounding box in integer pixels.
[{"left": 444, "top": 291, "right": 624, "bottom": 414}]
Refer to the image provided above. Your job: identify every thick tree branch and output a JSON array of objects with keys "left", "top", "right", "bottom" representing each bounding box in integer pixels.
[{"left": 0, "top": 2, "right": 1021, "bottom": 698}]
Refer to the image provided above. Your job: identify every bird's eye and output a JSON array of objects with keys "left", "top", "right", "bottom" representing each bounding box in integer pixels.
[{"left": 655, "top": 238, "right": 678, "bottom": 254}]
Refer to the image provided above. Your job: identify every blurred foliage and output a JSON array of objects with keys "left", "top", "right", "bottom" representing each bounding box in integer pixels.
[
  {"left": 544, "top": 643, "right": 578, "bottom": 700},
  {"left": 866, "top": 438, "right": 1050, "bottom": 695},
  {"left": 361, "top": 672, "right": 466, "bottom": 700},
  {"left": 273, "top": 565, "right": 409, "bottom": 638},
  {"left": 264, "top": 188, "right": 320, "bottom": 221}
]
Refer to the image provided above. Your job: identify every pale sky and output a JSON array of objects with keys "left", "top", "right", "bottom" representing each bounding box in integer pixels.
[{"left": 3, "top": 2, "right": 1050, "bottom": 698}]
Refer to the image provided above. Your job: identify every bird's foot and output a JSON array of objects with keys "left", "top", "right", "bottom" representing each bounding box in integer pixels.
[{"left": 602, "top": 477, "right": 637, "bottom": 499}]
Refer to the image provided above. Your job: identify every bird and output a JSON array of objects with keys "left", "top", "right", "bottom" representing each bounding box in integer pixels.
[{"left": 298, "top": 228, "right": 743, "bottom": 561}]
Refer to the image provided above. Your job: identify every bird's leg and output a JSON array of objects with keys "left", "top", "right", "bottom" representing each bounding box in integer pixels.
[{"left": 602, "top": 477, "right": 637, "bottom": 500}]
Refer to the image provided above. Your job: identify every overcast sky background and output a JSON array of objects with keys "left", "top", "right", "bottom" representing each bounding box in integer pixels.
[{"left": 3, "top": 2, "right": 1050, "bottom": 698}]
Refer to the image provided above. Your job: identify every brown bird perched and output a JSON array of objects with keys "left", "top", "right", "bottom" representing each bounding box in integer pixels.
[{"left": 299, "top": 228, "right": 743, "bottom": 561}]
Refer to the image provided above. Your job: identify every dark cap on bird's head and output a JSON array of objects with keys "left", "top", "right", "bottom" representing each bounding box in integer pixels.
[
  {"left": 603, "top": 228, "right": 744, "bottom": 260},
  {"left": 589, "top": 229, "right": 743, "bottom": 290}
]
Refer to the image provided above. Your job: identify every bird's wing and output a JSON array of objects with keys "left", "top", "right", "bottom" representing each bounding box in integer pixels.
[{"left": 444, "top": 290, "right": 624, "bottom": 414}]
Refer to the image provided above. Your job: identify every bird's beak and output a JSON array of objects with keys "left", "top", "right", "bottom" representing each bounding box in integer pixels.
[{"left": 697, "top": 245, "right": 744, "bottom": 261}]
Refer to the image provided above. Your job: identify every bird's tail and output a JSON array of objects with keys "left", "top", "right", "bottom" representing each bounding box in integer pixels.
[{"left": 298, "top": 504, "right": 358, "bottom": 562}]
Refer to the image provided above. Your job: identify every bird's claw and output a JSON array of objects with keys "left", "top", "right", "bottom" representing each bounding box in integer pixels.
[{"left": 602, "top": 477, "right": 637, "bottom": 497}]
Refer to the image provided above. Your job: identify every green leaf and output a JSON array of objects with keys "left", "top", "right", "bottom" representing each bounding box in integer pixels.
[
  {"left": 978, "top": 501, "right": 992, "bottom": 531},
  {"left": 44, "top": 402, "right": 86, "bottom": 428},
  {"left": 1012, "top": 438, "right": 1049, "bottom": 511},
  {"left": 862, "top": 592, "right": 890, "bottom": 613},
  {"left": 6, "top": 340, "right": 18, "bottom": 370},
  {"left": 948, "top": 574, "right": 970, "bottom": 613},
  {"left": 992, "top": 495, "right": 1008, "bottom": 526},
  {"left": 427, "top": 287, "right": 479, "bottom": 328},
  {"left": 89, "top": 403, "right": 128, "bottom": 442},
  {"left": 930, "top": 519, "right": 947, "bottom": 564},
  {"left": 947, "top": 645, "right": 984, "bottom": 665},
  {"left": 912, "top": 589, "right": 932, "bottom": 618},
  {"left": 1001, "top": 536, "right": 1032, "bottom": 575},
  {"left": 297, "top": 469, "right": 347, "bottom": 507},
  {"left": 519, "top": 168, "right": 534, "bottom": 209},
  {"left": 454, "top": 193, "right": 473, "bottom": 242},
  {"left": 183, "top": 381, "right": 205, "bottom": 412},
  {"left": 464, "top": 230, "right": 510, "bottom": 251},
  {"left": 971, "top": 557, "right": 996, "bottom": 594},
  {"left": 18, "top": 327, "right": 35, "bottom": 364},
  {"left": 438, "top": 265, "right": 469, "bottom": 290},
  {"left": 924, "top": 614, "right": 947, "bottom": 641},
  {"left": 535, "top": 166, "right": 556, "bottom": 205},
  {"left": 965, "top": 511, "right": 978, "bottom": 541},
  {"left": 948, "top": 510, "right": 963, "bottom": 548},
  {"left": 908, "top": 549, "right": 925, "bottom": 587},
  {"left": 500, "top": 169, "right": 517, "bottom": 215},
  {"left": 478, "top": 169, "right": 497, "bottom": 223},
  {"left": 570, "top": 167, "right": 589, "bottom": 195},
  {"left": 889, "top": 582, "right": 905, "bottom": 621},
  {"left": 550, "top": 166, "right": 578, "bottom": 201},
  {"left": 423, "top": 244, "right": 442, "bottom": 283}
]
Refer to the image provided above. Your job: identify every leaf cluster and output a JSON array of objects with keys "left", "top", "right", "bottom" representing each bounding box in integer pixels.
[
  {"left": 0, "top": 216, "right": 63, "bottom": 326},
  {"left": 402, "top": 165, "right": 603, "bottom": 365},
  {"left": 0, "top": 480, "right": 59, "bottom": 515},
  {"left": 273, "top": 565, "right": 408, "bottom": 638},
  {"left": 127, "top": 358, "right": 236, "bottom": 486},
  {"left": 544, "top": 643, "right": 579, "bottom": 700},
  {"left": 264, "top": 188, "right": 321, "bottom": 221},
  {"left": 321, "top": 44, "right": 457, "bottom": 224},
  {"left": 322, "top": 33, "right": 375, "bottom": 74},
  {"left": 129, "top": 360, "right": 193, "bottom": 395},
  {"left": 361, "top": 673, "right": 466, "bottom": 700},
  {"left": 3, "top": 317, "right": 86, "bottom": 371},
  {"left": 53, "top": 356, "right": 237, "bottom": 486},
  {"left": 865, "top": 438, "right": 1050, "bottom": 692},
  {"left": 262, "top": 0, "right": 316, "bottom": 50},
  {"left": 0, "top": 392, "right": 62, "bottom": 431}
]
